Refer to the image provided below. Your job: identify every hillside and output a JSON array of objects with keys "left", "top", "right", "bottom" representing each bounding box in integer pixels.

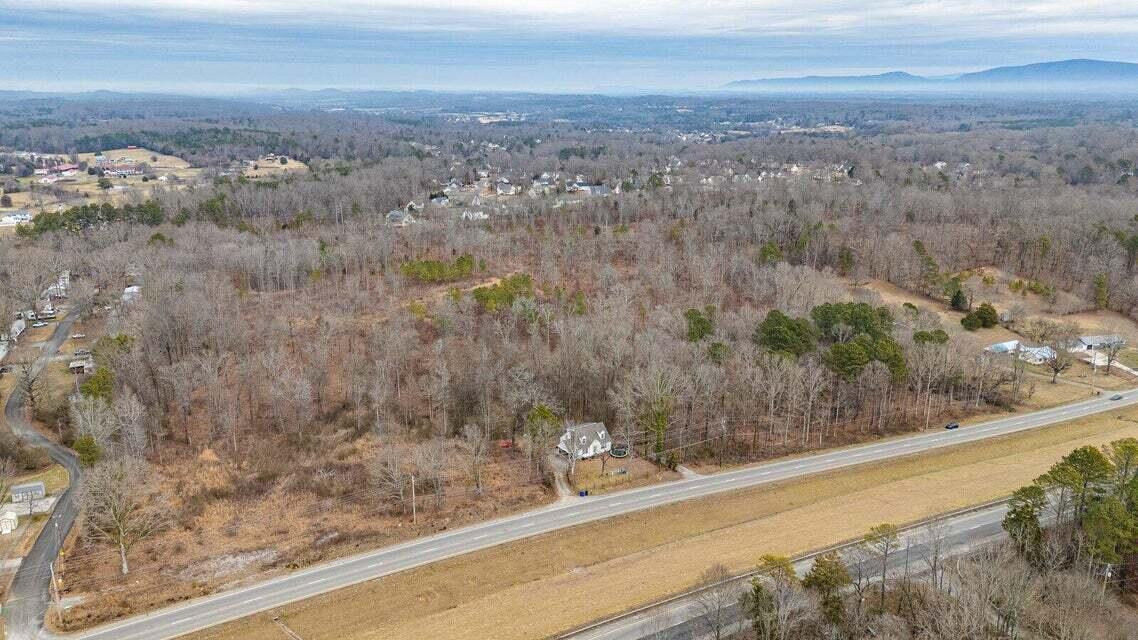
[{"left": 726, "top": 58, "right": 1138, "bottom": 93}]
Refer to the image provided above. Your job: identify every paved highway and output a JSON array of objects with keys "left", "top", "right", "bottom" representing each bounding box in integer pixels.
[
  {"left": 3, "top": 307, "right": 83, "bottom": 640},
  {"left": 562, "top": 503, "right": 1012, "bottom": 640},
  {"left": 63, "top": 388, "right": 1138, "bottom": 640}
]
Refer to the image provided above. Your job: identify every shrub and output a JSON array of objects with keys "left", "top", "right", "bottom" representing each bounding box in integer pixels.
[
  {"left": 73, "top": 435, "right": 102, "bottom": 467},
  {"left": 975, "top": 302, "right": 999, "bottom": 328},
  {"left": 473, "top": 273, "right": 533, "bottom": 312},
  {"left": 961, "top": 313, "right": 982, "bottom": 331},
  {"left": 399, "top": 254, "right": 474, "bottom": 283}
]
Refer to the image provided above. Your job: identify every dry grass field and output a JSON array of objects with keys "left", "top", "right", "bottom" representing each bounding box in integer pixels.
[
  {"left": 182, "top": 407, "right": 1138, "bottom": 640},
  {"left": 1, "top": 147, "right": 205, "bottom": 217},
  {"left": 242, "top": 156, "right": 308, "bottom": 179}
]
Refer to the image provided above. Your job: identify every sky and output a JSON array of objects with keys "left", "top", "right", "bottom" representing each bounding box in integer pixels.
[{"left": 3, "top": 0, "right": 1138, "bottom": 94}]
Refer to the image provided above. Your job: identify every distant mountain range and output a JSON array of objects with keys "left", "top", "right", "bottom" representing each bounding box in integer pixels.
[{"left": 726, "top": 59, "right": 1138, "bottom": 93}]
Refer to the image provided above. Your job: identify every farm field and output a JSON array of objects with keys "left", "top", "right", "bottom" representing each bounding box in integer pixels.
[
  {"left": 1, "top": 147, "right": 204, "bottom": 218},
  {"left": 181, "top": 406, "right": 1138, "bottom": 640}
]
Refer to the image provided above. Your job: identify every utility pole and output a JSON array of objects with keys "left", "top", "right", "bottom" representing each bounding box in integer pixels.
[
  {"left": 411, "top": 474, "right": 417, "bottom": 525},
  {"left": 49, "top": 561, "right": 62, "bottom": 627}
]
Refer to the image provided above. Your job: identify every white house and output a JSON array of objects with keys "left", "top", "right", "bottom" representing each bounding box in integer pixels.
[
  {"left": 122, "top": 285, "right": 142, "bottom": 304},
  {"left": 558, "top": 422, "right": 612, "bottom": 460},
  {"left": 1019, "top": 346, "right": 1057, "bottom": 365},
  {"left": 0, "top": 511, "right": 17, "bottom": 535}
]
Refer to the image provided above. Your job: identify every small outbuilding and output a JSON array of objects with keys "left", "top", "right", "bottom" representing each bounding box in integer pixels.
[
  {"left": 558, "top": 422, "right": 612, "bottom": 460},
  {"left": 0, "top": 511, "right": 17, "bottom": 535},
  {"left": 11, "top": 481, "right": 46, "bottom": 504}
]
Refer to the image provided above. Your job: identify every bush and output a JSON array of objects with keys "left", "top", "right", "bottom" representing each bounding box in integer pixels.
[
  {"left": 473, "top": 273, "right": 534, "bottom": 312},
  {"left": 399, "top": 254, "right": 474, "bottom": 283},
  {"left": 961, "top": 313, "right": 982, "bottom": 331},
  {"left": 73, "top": 435, "right": 102, "bottom": 467},
  {"left": 975, "top": 302, "right": 999, "bottom": 328}
]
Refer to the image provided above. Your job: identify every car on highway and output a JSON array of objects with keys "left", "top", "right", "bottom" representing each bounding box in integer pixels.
[
  {"left": 944, "top": 422, "right": 960, "bottom": 430},
  {"left": 1111, "top": 394, "right": 1124, "bottom": 401}
]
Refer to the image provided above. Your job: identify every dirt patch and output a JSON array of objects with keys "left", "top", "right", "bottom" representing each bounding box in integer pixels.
[
  {"left": 180, "top": 408, "right": 1138, "bottom": 640},
  {"left": 177, "top": 550, "right": 280, "bottom": 583}
]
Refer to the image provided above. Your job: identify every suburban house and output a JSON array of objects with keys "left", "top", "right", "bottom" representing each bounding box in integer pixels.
[
  {"left": 495, "top": 180, "right": 519, "bottom": 196},
  {"left": 1077, "top": 335, "right": 1126, "bottom": 351},
  {"left": 69, "top": 358, "right": 95, "bottom": 375},
  {"left": 0, "top": 511, "right": 17, "bottom": 535},
  {"left": 11, "top": 481, "right": 45, "bottom": 504},
  {"left": 385, "top": 210, "right": 416, "bottom": 227},
  {"left": 558, "top": 422, "right": 613, "bottom": 460}
]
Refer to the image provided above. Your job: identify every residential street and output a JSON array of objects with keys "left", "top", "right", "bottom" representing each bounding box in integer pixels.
[
  {"left": 3, "top": 307, "right": 83, "bottom": 640},
  {"left": 62, "top": 389, "right": 1138, "bottom": 640}
]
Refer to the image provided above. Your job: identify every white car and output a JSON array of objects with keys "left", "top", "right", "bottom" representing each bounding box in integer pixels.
[{"left": 31, "top": 321, "right": 49, "bottom": 328}]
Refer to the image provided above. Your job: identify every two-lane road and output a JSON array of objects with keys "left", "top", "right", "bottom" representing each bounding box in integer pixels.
[
  {"left": 565, "top": 502, "right": 1013, "bottom": 640},
  {"left": 68, "top": 390, "right": 1138, "bottom": 640}
]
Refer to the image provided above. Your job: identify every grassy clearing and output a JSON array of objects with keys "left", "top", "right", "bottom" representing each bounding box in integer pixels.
[
  {"left": 182, "top": 407, "right": 1138, "bottom": 640},
  {"left": 15, "top": 464, "right": 69, "bottom": 495}
]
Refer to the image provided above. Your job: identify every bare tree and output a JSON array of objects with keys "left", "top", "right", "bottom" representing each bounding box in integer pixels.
[
  {"left": 17, "top": 361, "right": 42, "bottom": 416},
  {"left": 77, "top": 459, "right": 168, "bottom": 575},
  {"left": 692, "top": 563, "right": 735, "bottom": 640},
  {"left": 113, "top": 390, "right": 150, "bottom": 459},
  {"left": 372, "top": 446, "right": 408, "bottom": 514},
  {"left": 414, "top": 439, "right": 448, "bottom": 508},
  {"left": 70, "top": 393, "right": 119, "bottom": 451},
  {"left": 0, "top": 457, "right": 16, "bottom": 505},
  {"left": 460, "top": 423, "right": 489, "bottom": 495}
]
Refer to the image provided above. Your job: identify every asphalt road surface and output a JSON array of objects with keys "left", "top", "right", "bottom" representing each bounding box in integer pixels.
[
  {"left": 64, "top": 388, "right": 1138, "bottom": 640},
  {"left": 563, "top": 503, "right": 1012, "bottom": 640},
  {"left": 3, "top": 307, "right": 83, "bottom": 640}
]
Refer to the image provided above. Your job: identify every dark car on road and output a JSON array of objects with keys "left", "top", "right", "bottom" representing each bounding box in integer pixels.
[{"left": 944, "top": 422, "right": 960, "bottom": 430}]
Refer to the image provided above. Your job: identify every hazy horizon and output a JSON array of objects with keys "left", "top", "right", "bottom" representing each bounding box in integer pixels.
[{"left": 3, "top": 1, "right": 1138, "bottom": 94}]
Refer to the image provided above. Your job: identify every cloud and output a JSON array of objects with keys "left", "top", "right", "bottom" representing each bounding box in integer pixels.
[{"left": 3, "top": 0, "right": 1137, "bottom": 39}]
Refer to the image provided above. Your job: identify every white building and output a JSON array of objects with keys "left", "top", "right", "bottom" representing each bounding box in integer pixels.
[
  {"left": 0, "top": 511, "right": 17, "bottom": 535},
  {"left": 558, "top": 422, "right": 612, "bottom": 460}
]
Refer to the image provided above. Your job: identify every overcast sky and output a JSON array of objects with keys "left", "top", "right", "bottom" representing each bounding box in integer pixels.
[{"left": 3, "top": 1, "right": 1137, "bottom": 93}]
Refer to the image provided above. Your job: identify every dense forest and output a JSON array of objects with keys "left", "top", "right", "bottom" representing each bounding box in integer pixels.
[{"left": 2, "top": 93, "right": 1138, "bottom": 629}]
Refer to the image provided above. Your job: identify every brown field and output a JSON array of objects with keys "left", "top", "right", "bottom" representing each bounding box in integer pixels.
[
  {"left": 242, "top": 156, "right": 308, "bottom": 179},
  {"left": 854, "top": 272, "right": 1138, "bottom": 345},
  {"left": 1, "top": 147, "right": 204, "bottom": 216},
  {"left": 182, "top": 407, "right": 1138, "bottom": 640}
]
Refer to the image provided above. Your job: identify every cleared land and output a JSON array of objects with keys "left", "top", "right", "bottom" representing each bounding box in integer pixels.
[{"left": 182, "top": 406, "right": 1138, "bottom": 640}]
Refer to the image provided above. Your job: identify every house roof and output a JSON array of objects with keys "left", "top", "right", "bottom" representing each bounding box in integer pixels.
[
  {"left": 1080, "top": 335, "right": 1125, "bottom": 346},
  {"left": 558, "top": 422, "right": 611, "bottom": 459}
]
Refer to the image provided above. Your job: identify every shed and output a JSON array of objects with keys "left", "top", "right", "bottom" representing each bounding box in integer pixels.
[
  {"left": 558, "top": 422, "right": 612, "bottom": 460},
  {"left": 11, "top": 481, "right": 46, "bottom": 503},
  {"left": 0, "top": 511, "right": 17, "bottom": 535}
]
